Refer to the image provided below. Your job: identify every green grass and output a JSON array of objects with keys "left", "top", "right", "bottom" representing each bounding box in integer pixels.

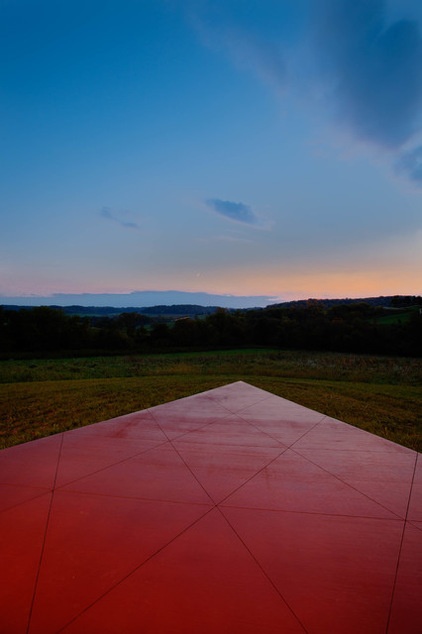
[{"left": 1, "top": 350, "right": 421, "bottom": 451}]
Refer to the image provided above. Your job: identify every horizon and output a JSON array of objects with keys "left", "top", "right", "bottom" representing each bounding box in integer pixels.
[
  {"left": 2, "top": 1, "right": 422, "bottom": 299},
  {"left": 0, "top": 288, "right": 419, "bottom": 310},
  {"left": 0, "top": 290, "right": 277, "bottom": 309}
]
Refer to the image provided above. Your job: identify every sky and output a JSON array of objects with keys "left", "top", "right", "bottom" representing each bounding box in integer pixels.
[{"left": 1, "top": 0, "right": 422, "bottom": 306}]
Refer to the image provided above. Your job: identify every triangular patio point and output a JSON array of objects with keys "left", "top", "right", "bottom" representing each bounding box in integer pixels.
[{"left": 0, "top": 381, "right": 420, "bottom": 633}]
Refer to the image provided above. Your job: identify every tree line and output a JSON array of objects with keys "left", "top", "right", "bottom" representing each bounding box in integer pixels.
[{"left": 0, "top": 301, "right": 421, "bottom": 357}]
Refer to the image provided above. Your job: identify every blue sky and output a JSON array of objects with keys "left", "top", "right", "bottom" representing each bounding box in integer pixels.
[{"left": 1, "top": 0, "right": 421, "bottom": 304}]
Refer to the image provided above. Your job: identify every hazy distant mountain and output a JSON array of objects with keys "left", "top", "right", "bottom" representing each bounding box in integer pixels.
[{"left": 0, "top": 290, "right": 278, "bottom": 309}]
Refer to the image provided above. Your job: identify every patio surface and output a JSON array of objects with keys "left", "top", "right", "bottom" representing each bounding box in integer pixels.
[{"left": 1, "top": 380, "right": 420, "bottom": 633}]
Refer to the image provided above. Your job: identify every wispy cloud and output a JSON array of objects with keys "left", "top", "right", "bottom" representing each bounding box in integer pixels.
[
  {"left": 199, "top": 233, "right": 253, "bottom": 245},
  {"left": 205, "top": 198, "right": 269, "bottom": 229},
  {"left": 189, "top": 0, "right": 422, "bottom": 185},
  {"left": 396, "top": 145, "right": 422, "bottom": 184},
  {"left": 100, "top": 207, "right": 141, "bottom": 230},
  {"left": 194, "top": 18, "right": 288, "bottom": 96},
  {"left": 214, "top": 234, "right": 253, "bottom": 244},
  {"left": 314, "top": 0, "right": 422, "bottom": 150}
]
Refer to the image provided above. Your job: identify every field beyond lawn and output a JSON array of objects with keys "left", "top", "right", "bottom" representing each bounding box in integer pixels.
[{"left": 0, "top": 349, "right": 421, "bottom": 451}]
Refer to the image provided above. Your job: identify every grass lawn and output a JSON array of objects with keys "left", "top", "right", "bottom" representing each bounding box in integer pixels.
[{"left": 1, "top": 349, "right": 421, "bottom": 451}]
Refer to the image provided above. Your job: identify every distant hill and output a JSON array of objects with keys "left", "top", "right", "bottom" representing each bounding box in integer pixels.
[
  {"left": 1, "top": 304, "right": 221, "bottom": 318},
  {"left": 270, "top": 295, "right": 422, "bottom": 309},
  {"left": 1, "top": 295, "right": 420, "bottom": 357},
  {"left": 2, "top": 295, "right": 421, "bottom": 317},
  {"left": 63, "top": 304, "right": 221, "bottom": 317},
  {"left": 0, "top": 290, "right": 275, "bottom": 309}
]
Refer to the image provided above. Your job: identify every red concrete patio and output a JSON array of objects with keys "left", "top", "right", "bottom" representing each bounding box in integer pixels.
[{"left": 1, "top": 381, "right": 420, "bottom": 633}]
